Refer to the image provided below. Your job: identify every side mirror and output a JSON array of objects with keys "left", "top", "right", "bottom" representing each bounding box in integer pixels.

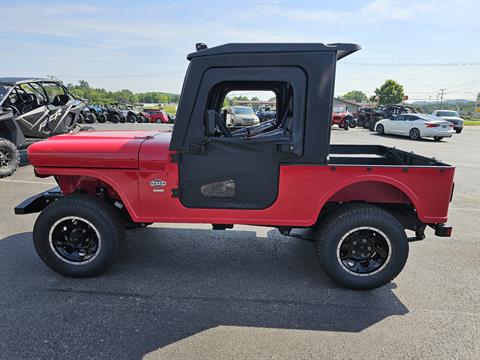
[{"left": 205, "top": 110, "right": 217, "bottom": 136}]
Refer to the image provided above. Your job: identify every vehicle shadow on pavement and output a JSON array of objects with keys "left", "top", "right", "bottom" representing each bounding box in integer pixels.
[
  {"left": 0, "top": 229, "right": 408, "bottom": 359},
  {"left": 369, "top": 132, "right": 442, "bottom": 142}
]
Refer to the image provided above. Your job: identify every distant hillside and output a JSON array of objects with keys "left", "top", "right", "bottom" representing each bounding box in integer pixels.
[
  {"left": 409, "top": 99, "right": 475, "bottom": 114},
  {"left": 410, "top": 99, "right": 472, "bottom": 105}
]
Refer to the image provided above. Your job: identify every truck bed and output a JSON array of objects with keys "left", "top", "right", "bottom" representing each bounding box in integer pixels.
[{"left": 329, "top": 144, "right": 451, "bottom": 167}]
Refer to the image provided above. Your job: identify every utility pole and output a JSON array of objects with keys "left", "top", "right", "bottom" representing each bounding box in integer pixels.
[
  {"left": 438, "top": 88, "right": 446, "bottom": 108},
  {"left": 427, "top": 95, "right": 431, "bottom": 113}
]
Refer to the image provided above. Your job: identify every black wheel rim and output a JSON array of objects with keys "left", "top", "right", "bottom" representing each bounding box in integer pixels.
[
  {"left": 49, "top": 217, "right": 101, "bottom": 263},
  {"left": 0, "top": 147, "right": 11, "bottom": 169},
  {"left": 337, "top": 227, "right": 391, "bottom": 276}
]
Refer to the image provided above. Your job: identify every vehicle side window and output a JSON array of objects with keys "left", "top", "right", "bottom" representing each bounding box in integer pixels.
[
  {"left": 407, "top": 115, "right": 418, "bottom": 121},
  {"left": 395, "top": 115, "right": 405, "bottom": 121},
  {"left": 205, "top": 81, "right": 292, "bottom": 140},
  {"left": 42, "top": 83, "right": 69, "bottom": 106}
]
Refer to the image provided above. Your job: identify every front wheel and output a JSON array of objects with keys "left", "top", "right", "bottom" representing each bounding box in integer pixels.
[
  {"left": 0, "top": 138, "right": 20, "bottom": 178},
  {"left": 376, "top": 124, "right": 385, "bottom": 135},
  {"left": 85, "top": 113, "right": 96, "bottom": 124},
  {"left": 409, "top": 128, "right": 421, "bottom": 140},
  {"left": 433, "top": 136, "right": 443, "bottom": 141},
  {"left": 127, "top": 115, "right": 136, "bottom": 123},
  {"left": 97, "top": 114, "right": 107, "bottom": 123},
  {"left": 455, "top": 128, "right": 462, "bottom": 134},
  {"left": 315, "top": 204, "right": 409, "bottom": 290},
  {"left": 33, "top": 195, "right": 124, "bottom": 277}
]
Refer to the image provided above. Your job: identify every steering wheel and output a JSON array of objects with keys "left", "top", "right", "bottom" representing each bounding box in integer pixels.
[{"left": 5, "top": 105, "right": 20, "bottom": 116}]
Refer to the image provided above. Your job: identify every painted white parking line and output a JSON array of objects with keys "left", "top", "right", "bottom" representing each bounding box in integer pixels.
[
  {"left": 0, "top": 179, "right": 56, "bottom": 185},
  {"left": 450, "top": 207, "right": 480, "bottom": 212}
]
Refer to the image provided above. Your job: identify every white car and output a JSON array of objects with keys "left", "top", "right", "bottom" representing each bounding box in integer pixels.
[
  {"left": 226, "top": 106, "right": 260, "bottom": 126},
  {"left": 375, "top": 113, "right": 454, "bottom": 141},
  {"left": 432, "top": 110, "right": 464, "bottom": 134}
]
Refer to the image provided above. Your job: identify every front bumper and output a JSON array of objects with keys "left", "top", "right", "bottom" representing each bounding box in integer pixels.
[{"left": 14, "top": 187, "right": 63, "bottom": 215}]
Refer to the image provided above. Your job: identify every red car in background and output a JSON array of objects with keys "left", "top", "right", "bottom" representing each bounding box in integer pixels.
[
  {"left": 145, "top": 109, "right": 169, "bottom": 123},
  {"left": 332, "top": 105, "right": 353, "bottom": 130}
]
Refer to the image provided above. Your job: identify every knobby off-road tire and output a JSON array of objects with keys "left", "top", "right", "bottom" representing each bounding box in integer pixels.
[
  {"left": 315, "top": 204, "right": 409, "bottom": 290},
  {"left": 85, "top": 113, "right": 96, "bottom": 124},
  {"left": 0, "top": 138, "right": 20, "bottom": 178},
  {"left": 128, "top": 114, "right": 136, "bottom": 123},
  {"left": 33, "top": 195, "right": 124, "bottom": 277},
  {"left": 97, "top": 114, "right": 107, "bottom": 123}
]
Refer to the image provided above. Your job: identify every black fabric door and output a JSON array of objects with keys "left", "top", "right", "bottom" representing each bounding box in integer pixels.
[{"left": 179, "top": 136, "right": 296, "bottom": 209}]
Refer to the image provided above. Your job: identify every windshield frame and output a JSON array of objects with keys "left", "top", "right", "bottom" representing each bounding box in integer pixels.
[{"left": 0, "top": 85, "right": 14, "bottom": 107}]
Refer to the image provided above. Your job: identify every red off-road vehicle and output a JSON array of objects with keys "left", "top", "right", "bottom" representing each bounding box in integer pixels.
[
  {"left": 15, "top": 43, "right": 455, "bottom": 290},
  {"left": 331, "top": 105, "right": 353, "bottom": 130}
]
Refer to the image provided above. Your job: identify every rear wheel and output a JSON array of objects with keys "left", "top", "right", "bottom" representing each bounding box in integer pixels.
[
  {"left": 315, "top": 204, "right": 409, "bottom": 290},
  {"left": 349, "top": 119, "right": 357, "bottom": 128},
  {"left": 376, "top": 124, "right": 384, "bottom": 135},
  {"left": 119, "top": 115, "right": 126, "bottom": 123},
  {"left": 85, "top": 113, "right": 96, "bottom": 124},
  {"left": 110, "top": 114, "right": 119, "bottom": 123},
  {"left": 455, "top": 128, "right": 462, "bottom": 134},
  {"left": 0, "top": 138, "right": 20, "bottom": 178},
  {"left": 128, "top": 114, "right": 136, "bottom": 123},
  {"left": 33, "top": 195, "right": 124, "bottom": 277},
  {"left": 97, "top": 114, "right": 107, "bottom": 123},
  {"left": 409, "top": 128, "right": 420, "bottom": 140},
  {"left": 433, "top": 136, "right": 443, "bottom": 141}
]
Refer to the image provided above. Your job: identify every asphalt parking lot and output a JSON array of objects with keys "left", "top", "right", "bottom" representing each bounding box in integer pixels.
[{"left": 0, "top": 124, "right": 479, "bottom": 359}]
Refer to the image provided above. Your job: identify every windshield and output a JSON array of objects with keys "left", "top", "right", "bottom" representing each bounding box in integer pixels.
[
  {"left": 333, "top": 105, "right": 347, "bottom": 113},
  {"left": 436, "top": 111, "right": 459, "bottom": 117},
  {"left": 233, "top": 107, "right": 254, "bottom": 115},
  {"left": 0, "top": 85, "right": 12, "bottom": 104}
]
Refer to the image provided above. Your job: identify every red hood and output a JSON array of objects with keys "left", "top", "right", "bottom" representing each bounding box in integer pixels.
[{"left": 28, "top": 130, "right": 171, "bottom": 169}]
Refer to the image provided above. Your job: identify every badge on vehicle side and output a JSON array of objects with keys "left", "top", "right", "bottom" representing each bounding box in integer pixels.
[{"left": 150, "top": 179, "right": 167, "bottom": 192}]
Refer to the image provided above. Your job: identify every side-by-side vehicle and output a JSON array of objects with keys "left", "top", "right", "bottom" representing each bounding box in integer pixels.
[
  {"left": 0, "top": 78, "right": 85, "bottom": 177},
  {"left": 15, "top": 43, "right": 455, "bottom": 290}
]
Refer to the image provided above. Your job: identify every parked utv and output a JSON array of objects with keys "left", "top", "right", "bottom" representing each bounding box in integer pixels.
[
  {"left": 356, "top": 106, "right": 374, "bottom": 128},
  {"left": 87, "top": 103, "right": 108, "bottom": 123},
  {"left": 331, "top": 105, "right": 353, "bottom": 130},
  {"left": 79, "top": 107, "right": 96, "bottom": 124},
  {"left": 0, "top": 77, "right": 86, "bottom": 177},
  {"left": 16, "top": 43, "right": 455, "bottom": 290}
]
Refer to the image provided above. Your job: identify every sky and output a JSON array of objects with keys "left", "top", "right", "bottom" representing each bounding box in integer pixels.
[{"left": 0, "top": 0, "right": 479, "bottom": 101}]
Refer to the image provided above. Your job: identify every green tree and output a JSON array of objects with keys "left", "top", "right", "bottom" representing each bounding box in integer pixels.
[
  {"left": 341, "top": 90, "right": 367, "bottom": 103},
  {"left": 250, "top": 96, "right": 259, "bottom": 101},
  {"left": 374, "top": 80, "right": 405, "bottom": 105}
]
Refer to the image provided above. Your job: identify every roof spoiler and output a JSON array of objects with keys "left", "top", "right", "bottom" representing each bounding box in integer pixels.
[{"left": 187, "top": 42, "right": 361, "bottom": 61}]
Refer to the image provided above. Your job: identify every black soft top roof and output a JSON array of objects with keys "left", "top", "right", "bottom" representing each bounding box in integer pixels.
[
  {"left": 0, "top": 77, "right": 63, "bottom": 86},
  {"left": 187, "top": 43, "right": 360, "bottom": 61}
]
